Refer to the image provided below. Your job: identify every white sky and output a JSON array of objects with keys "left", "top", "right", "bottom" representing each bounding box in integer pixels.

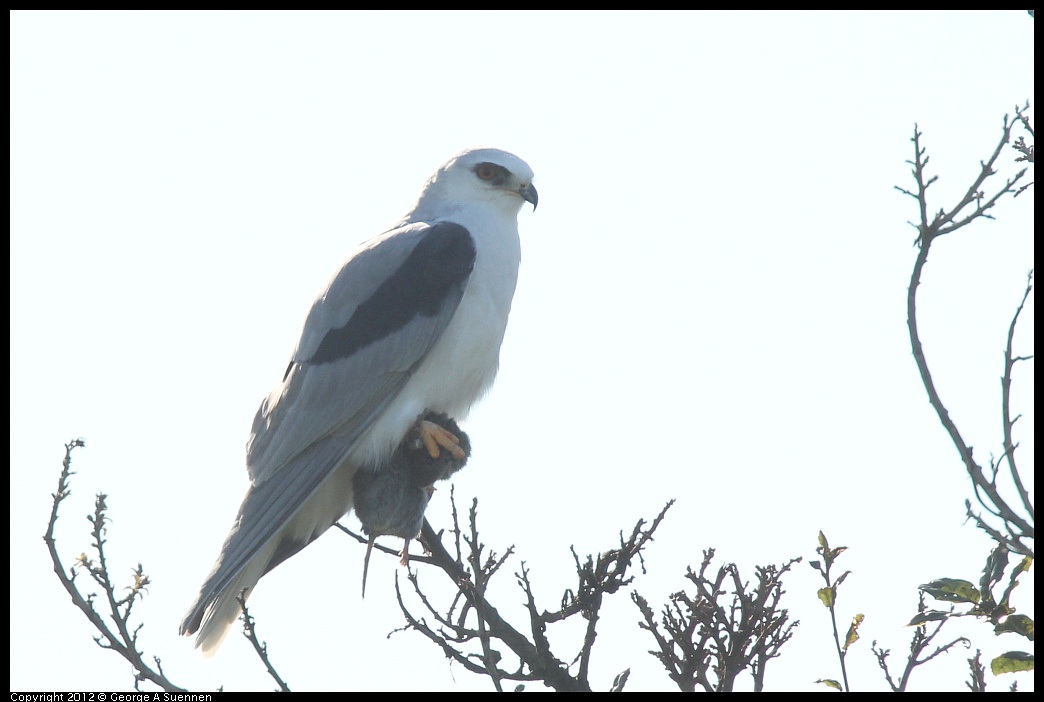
[{"left": 11, "top": 10, "right": 1034, "bottom": 692}]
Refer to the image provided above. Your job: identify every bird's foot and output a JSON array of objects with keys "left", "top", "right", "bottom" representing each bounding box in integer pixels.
[
  {"left": 400, "top": 539, "right": 412, "bottom": 567},
  {"left": 419, "top": 419, "right": 466, "bottom": 460}
]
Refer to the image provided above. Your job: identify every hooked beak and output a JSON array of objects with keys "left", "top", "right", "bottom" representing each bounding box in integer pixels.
[{"left": 520, "top": 183, "right": 538, "bottom": 211}]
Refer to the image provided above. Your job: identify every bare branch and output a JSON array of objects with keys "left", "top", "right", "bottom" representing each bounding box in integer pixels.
[
  {"left": 966, "top": 650, "right": 988, "bottom": 692},
  {"left": 900, "top": 111, "right": 1035, "bottom": 555},
  {"left": 237, "top": 594, "right": 291, "bottom": 692},
  {"left": 44, "top": 440, "right": 188, "bottom": 692},
  {"left": 385, "top": 494, "right": 673, "bottom": 691},
  {"left": 1000, "top": 270, "right": 1035, "bottom": 519},
  {"left": 635, "top": 549, "right": 800, "bottom": 692}
]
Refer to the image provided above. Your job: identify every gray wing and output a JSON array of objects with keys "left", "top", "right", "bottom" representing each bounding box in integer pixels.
[
  {"left": 248, "top": 219, "right": 476, "bottom": 483},
  {"left": 181, "top": 220, "right": 475, "bottom": 637}
]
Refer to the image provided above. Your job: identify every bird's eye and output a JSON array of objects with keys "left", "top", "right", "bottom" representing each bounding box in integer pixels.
[{"left": 476, "top": 164, "right": 501, "bottom": 181}]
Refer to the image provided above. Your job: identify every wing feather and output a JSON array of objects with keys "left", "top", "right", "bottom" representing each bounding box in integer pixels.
[{"left": 248, "top": 221, "right": 475, "bottom": 483}]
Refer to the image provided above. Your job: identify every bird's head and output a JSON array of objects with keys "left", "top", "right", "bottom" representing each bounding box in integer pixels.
[{"left": 413, "top": 147, "right": 537, "bottom": 219}]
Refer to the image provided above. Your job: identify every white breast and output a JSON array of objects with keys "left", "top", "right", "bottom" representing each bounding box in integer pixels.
[{"left": 349, "top": 207, "right": 522, "bottom": 467}]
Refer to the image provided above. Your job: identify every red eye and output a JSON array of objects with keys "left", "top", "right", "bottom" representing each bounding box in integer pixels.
[{"left": 476, "top": 164, "right": 499, "bottom": 181}]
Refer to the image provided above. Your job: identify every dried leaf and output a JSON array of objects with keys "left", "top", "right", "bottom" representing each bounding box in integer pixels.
[
  {"left": 816, "top": 678, "right": 843, "bottom": 691},
  {"left": 844, "top": 613, "right": 864, "bottom": 651},
  {"left": 817, "top": 586, "right": 835, "bottom": 608}
]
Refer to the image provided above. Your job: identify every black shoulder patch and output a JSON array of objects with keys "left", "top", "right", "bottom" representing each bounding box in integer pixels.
[{"left": 309, "top": 222, "right": 475, "bottom": 365}]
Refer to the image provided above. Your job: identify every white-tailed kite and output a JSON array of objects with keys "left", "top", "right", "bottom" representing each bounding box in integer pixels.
[{"left": 180, "top": 148, "right": 537, "bottom": 654}]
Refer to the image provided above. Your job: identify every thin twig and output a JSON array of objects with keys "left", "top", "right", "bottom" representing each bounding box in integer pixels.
[
  {"left": 1000, "top": 270, "right": 1035, "bottom": 519},
  {"left": 44, "top": 440, "right": 188, "bottom": 692},
  {"left": 901, "top": 113, "right": 1034, "bottom": 553},
  {"left": 237, "top": 593, "right": 291, "bottom": 692}
]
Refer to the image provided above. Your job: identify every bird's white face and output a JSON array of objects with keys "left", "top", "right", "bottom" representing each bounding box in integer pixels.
[{"left": 433, "top": 148, "right": 538, "bottom": 214}]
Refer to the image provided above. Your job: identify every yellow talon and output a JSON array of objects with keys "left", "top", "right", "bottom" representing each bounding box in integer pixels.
[{"left": 419, "top": 419, "right": 466, "bottom": 460}]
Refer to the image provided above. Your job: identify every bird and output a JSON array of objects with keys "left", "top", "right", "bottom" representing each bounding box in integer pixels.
[{"left": 180, "top": 147, "right": 537, "bottom": 655}]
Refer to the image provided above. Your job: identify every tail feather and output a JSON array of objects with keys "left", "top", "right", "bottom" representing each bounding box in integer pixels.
[
  {"left": 181, "top": 552, "right": 271, "bottom": 657},
  {"left": 180, "top": 459, "right": 357, "bottom": 655}
]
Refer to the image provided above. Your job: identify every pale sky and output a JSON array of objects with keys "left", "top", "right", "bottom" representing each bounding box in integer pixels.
[{"left": 11, "top": 10, "right": 1034, "bottom": 692}]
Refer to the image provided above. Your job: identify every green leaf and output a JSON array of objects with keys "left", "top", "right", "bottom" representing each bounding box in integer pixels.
[
  {"left": 998, "top": 556, "right": 1032, "bottom": 610},
  {"left": 815, "top": 679, "right": 843, "bottom": 691},
  {"left": 809, "top": 560, "right": 822, "bottom": 572},
  {"left": 818, "top": 586, "right": 835, "bottom": 608},
  {"left": 987, "top": 602, "right": 1015, "bottom": 621},
  {"left": 844, "top": 613, "right": 864, "bottom": 651},
  {"left": 818, "top": 531, "right": 829, "bottom": 551},
  {"left": 990, "top": 651, "right": 1034, "bottom": 675},
  {"left": 834, "top": 570, "right": 851, "bottom": 588},
  {"left": 980, "top": 544, "right": 1010, "bottom": 593},
  {"left": 919, "top": 578, "right": 981, "bottom": 604},
  {"left": 908, "top": 610, "right": 950, "bottom": 627},
  {"left": 995, "top": 614, "right": 1034, "bottom": 641}
]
